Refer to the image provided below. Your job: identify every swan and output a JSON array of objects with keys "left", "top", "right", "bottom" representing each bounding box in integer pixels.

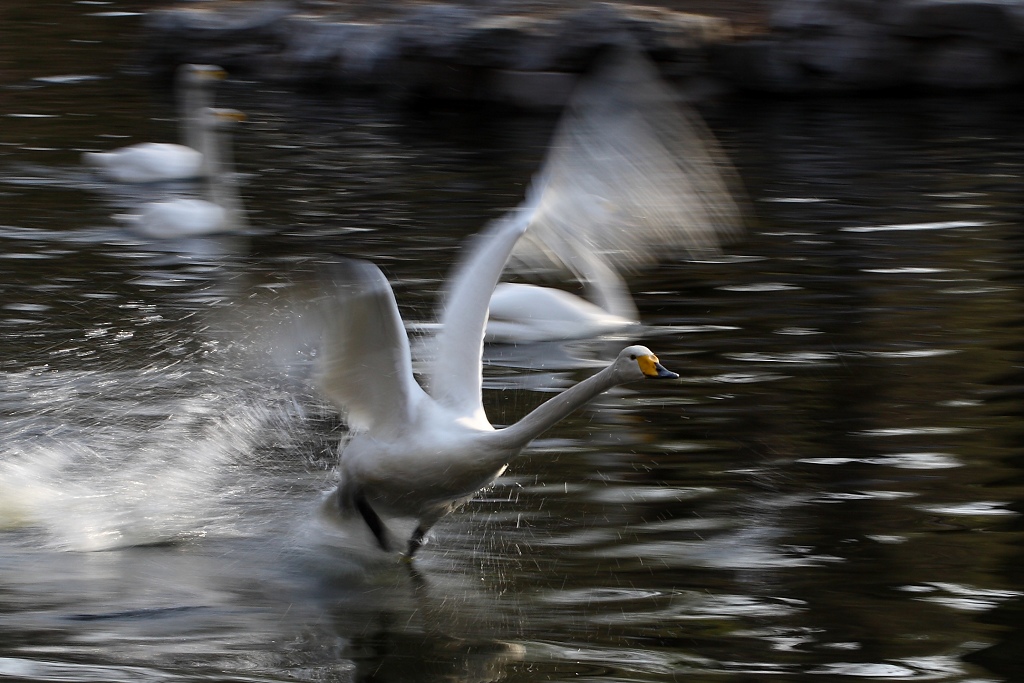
[
  {"left": 317, "top": 257, "right": 677, "bottom": 559},
  {"left": 315, "top": 50, "right": 697, "bottom": 559},
  {"left": 484, "top": 48, "right": 743, "bottom": 343},
  {"left": 82, "top": 64, "right": 226, "bottom": 183},
  {"left": 128, "top": 108, "right": 247, "bottom": 239}
]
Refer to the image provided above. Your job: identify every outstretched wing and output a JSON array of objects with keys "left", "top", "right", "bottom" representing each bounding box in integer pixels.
[
  {"left": 509, "top": 45, "right": 744, "bottom": 279},
  {"left": 316, "top": 259, "right": 428, "bottom": 434},
  {"left": 425, "top": 45, "right": 742, "bottom": 415}
]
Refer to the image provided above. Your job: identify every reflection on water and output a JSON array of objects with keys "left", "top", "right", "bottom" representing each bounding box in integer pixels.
[{"left": 3, "top": 1, "right": 1024, "bottom": 682}]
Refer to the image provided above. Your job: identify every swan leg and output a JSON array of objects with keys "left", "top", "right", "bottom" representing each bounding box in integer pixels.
[
  {"left": 339, "top": 484, "right": 392, "bottom": 551},
  {"left": 406, "top": 507, "right": 448, "bottom": 558},
  {"left": 406, "top": 525, "right": 428, "bottom": 558},
  {"left": 354, "top": 491, "right": 391, "bottom": 552}
]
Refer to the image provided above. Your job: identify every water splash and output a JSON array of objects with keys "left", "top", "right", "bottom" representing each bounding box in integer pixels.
[{"left": 0, "top": 362, "right": 310, "bottom": 551}]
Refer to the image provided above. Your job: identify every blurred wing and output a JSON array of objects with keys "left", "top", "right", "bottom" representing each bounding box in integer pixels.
[
  {"left": 510, "top": 46, "right": 744, "bottom": 278},
  {"left": 427, "top": 183, "right": 544, "bottom": 416},
  {"left": 316, "top": 259, "right": 427, "bottom": 433}
]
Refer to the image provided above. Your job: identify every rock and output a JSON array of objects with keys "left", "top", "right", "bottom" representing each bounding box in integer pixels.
[
  {"left": 771, "top": 0, "right": 888, "bottom": 31},
  {"left": 142, "top": 1, "right": 734, "bottom": 105},
  {"left": 394, "top": 4, "right": 483, "bottom": 61},
  {"left": 721, "top": 0, "right": 1024, "bottom": 92},
  {"left": 142, "top": 3, "right": 293, "bottom": 76},
  {"left": 914, "top": 36, "right": 1020, "bottom": 89},
  {"left": 140, "top": 0, "right": 1024, "bottom": 102},
  {"left": 791, "top": 17, "right": 913, "bottom": 89},
  {"left": 715, "top": 37, "right": 808, "bottom": 93},
  {"left": 460, "top": 15, "right": 559, "bottom": 71},
  {"left": 274, "top": 18, "right": 399, "bottom": 85},
  {"left": 887, "top": 0, "right": 1024, "bottom": 47},
  {"left": 487, "top": 69, "right": 579, "bottom": 108}
]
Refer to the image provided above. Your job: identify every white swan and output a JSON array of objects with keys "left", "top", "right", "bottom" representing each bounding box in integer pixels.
[
  {"left": 83, "top": 64, "right": 226, "bottom": 183},
  {"left": 315, "top": 51, "right": 695, "bottom": 558},
  {"left": 484, "top": 48, "right": 743, "bottom": 343},
  {"left": 129, "top": 108, "right": 247, "bottom": 239},
  {"left": 486, "top": 281, "right": 636, "bottom": 342},
  {"left": 318, "top": 258, "right": 677, "bottom": 558}
]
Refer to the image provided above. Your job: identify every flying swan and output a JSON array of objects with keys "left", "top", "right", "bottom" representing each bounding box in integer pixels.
[
  {"left": 126, "top": 107, "right": 247, "bottom": 239},
  {"left": 83, "top": 64, "right": 227, "bottom": 183},
  {"left": 485, "top": 48, "right": 743, "bottom": 343},
  {"left": 315, "top": 50, "right": 691, "bottom": 559}
]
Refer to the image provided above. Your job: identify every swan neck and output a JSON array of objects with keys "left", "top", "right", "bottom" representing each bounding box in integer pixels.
[
  {"left": 179, "top": 82, "right": 206, "bottom": 151},
  {"left": 578, "top": 250, "right": 639, "bottom": 321},
  {"left": 490, "top": 364, "right": 621, "bottom": 452},
  {"left": 203, "top": 127, "right": 246, "bottom": 230}
]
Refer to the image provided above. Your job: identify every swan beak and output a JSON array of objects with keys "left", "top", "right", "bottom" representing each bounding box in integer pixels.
[
  {"left": 214, "top": 109, "right": 247, "bottom": 123},
  {"left": 200, "top": 66, "right": 228, "bottom": 81},
  {"left": 638, "top": 354, "right": 679, "bottom": 380}
]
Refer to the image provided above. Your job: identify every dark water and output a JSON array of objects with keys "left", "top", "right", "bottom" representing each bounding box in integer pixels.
[{"left": 3, "top": 2, "right": 1024, "bottom": 682}]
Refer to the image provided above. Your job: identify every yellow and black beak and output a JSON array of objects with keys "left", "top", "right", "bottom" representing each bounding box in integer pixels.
[
  {"left": 200, "top": 66, "right": 228, "bottom": 81},
  {"left": 637, "top": 354, "right": 679, "bottom": 379},
  {"left": 212, "top": 108, "right": 246, "bottom": 123}
]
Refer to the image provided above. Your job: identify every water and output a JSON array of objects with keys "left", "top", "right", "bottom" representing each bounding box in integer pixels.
[{"left": 3, "top": 1, "right": 1024, "bottom": 681}]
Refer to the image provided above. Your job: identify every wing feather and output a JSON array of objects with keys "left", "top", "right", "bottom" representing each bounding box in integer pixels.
[
  {"left": 509, "top": 45, "right": 744, "bottom": 278},
  {"left": 316, "top": 259, "right": 427, "bottom": 434},
  {"left": 426, "top": 46, "right": 740, "bottom": 414}
]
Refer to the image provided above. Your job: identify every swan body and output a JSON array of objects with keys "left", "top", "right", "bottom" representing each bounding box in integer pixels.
[
  {"left": 127, "top": 108, "right": 246, "bottom": 239},
  {"left": 83, "top": 64, "right": 226, "bottom": 183},
  {"left": 133, "top": 198, "right": 230, "bottom": 239},
  {"left": 486, "top": 282, "right": 637, "bottom": 342},
  {"left": 483, "top": 47, "right": 742, "bottom": 342},
  {"left": 83, "top": 143, "right": 205, "bottom": 184}
]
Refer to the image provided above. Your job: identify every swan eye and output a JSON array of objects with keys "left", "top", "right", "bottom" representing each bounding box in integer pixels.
[{"left": 629, "top": 354, "right": 637, "bottom": 360}]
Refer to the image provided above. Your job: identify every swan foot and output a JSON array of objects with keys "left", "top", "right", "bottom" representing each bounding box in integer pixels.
[{"left": 405, "top": 525, "right": 428, "bottom": 558}]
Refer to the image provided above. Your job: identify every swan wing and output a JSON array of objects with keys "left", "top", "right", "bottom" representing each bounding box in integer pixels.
[
  {"left": 317, "top": 259, "right": 428, "bottom": 433},
  {"left": 509, "top": 46, "right": 743, "bottom": 277},
  {"left": 428, "top": 183, "right": 544, "bottom": 416}
]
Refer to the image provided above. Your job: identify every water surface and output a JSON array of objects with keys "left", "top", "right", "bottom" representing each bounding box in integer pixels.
[{"left": 2, "top": 2, "right": 1024, "bottom": 682}]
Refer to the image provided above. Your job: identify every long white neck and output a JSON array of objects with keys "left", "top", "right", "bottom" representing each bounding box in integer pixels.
[
  {"left": 576, "top": 247, "right": 639, "bottom": 321},
  {"left": 201, "top": 125, "right": 246, "bottom": 231},
  {"left": 178, "top": 82, "right": 209, "bottom": 152},
  {"left": 486, "top": 363, "right": 623, "bottom": 453}
]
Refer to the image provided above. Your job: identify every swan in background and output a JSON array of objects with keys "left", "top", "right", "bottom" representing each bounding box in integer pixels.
[
  {"left": 315, "top": 49, "right": 690, "bottom": 559},
  {"left": 485, "top": 47, "right": 743, "bottom": 343},
  {"left": 83, "top": 64, "right": 227, "bottom": 183},
  {"left": 125, "top": 108, "right": 247, "bottom": 239}
]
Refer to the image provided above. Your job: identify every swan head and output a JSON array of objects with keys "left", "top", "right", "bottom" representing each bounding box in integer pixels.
[
  {"left": 200, "top": 108, "right": 246, "bottom": 129},
  {"left": 617, "top": 345, "right": 679, "bottom": 381},
  {"left": 178, "top": 63, "right": 227, "bottom": 85}
]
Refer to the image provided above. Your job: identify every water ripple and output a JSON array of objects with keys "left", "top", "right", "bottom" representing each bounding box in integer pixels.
[
  {"left": 916, "top": 501, "right": 1017, "bottom": 517},
  {"left": 901, "top": 582, "right": 1023, "bottom": 613},
  {"left": 799, "top": 452, "right": 962, "bottom": 469},
  {"left": 0, "top": 657, "right": 178, "bottom": 683},
  {"left": 841, "top": 220, "right": 987, "bottom": 233}
]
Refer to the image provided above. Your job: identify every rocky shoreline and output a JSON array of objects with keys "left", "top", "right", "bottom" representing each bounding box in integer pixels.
[{"left": 142, "top": 0, "right": 1024, "bottom": 106}]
